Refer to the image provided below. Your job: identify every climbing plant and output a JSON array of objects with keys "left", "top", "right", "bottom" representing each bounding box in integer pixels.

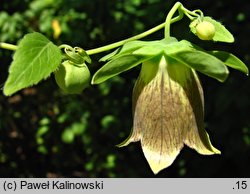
[{"left": 0, "top": 2, "right": 248, "bottom": 174}]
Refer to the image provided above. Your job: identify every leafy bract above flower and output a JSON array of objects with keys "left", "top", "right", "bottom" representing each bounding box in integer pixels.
[
  {"left": 208, "top": 51, "right": 249, "bottom": 75},
  {"left": 91, "top": 38, "right": 248, "bottom": 174},
  {"left": 92, "top": 38, "right": 247, "bottom": 85}
]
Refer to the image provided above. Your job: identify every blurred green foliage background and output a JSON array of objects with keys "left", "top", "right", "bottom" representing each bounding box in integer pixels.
[{"left": 0, "top": 0, "right": 249, "bottom": 177}]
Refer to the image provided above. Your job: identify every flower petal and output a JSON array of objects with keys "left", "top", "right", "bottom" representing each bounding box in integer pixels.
[
  {"left": 133, "top": 56, "right": 189, "bottom": 173},
  {"left": 183, "top": 70, "right": 220, "bottom": 154},
  {"left": 117, "top": 56, "right": 160, "bottom": 147},
  {"left": 120, "top": 55, "right": 220, "bottom": 174}
]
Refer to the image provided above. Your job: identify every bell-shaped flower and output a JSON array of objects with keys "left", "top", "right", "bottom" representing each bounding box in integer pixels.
[
  {"left": 119, "top": 55, "right": 221, "bottom": 174},
  {"left": 92, "top": 37, "right": 248, "bottom": 174}
]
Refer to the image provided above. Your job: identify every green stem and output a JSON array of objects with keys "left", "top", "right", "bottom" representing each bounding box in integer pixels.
[
  {"left": 0, "top": 22, "right": 166, "bottom": 54},
  {"left": 58, "top": 44, "right": 73, "bottom": 50},
  {"left": 86, "top": 22, "right": 166, "bottom": 55},
  {"left": 86, "top": 14, "right": 184, "bottom": 55},
  {"left": 0, "top": 43, "right": 18, "bottom": 51},
  {"left": 181, "top": 7, "right": 203, "bottom": 20},
  {"left": 0, "top": 3, "right": 192, "bottom": 55},
  {"left": 164, "top": 2, "right": 182, "bottom": 38}
]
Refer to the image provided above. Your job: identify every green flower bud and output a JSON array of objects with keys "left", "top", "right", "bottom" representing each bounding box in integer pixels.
[
  {"left": 54, "top": 60, "right": 90, "bottom": 94},
  {"left": 196, "top": 21, "right": 215, "bottom": 40}
]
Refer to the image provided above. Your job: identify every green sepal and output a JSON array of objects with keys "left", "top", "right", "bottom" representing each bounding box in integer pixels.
[
  {"left": 132, "top": 45, "right": 163, "bottom": 57},
  {"left": 95, "top": 38, "right": 184, "bottom": 84},
  {"left": 100, "top": 38, "right": 178, "bottom": 62},
  {"left": 190, "top": 16, "right": 234, "bottom": 43},
  {"left": 169, "top": 50, "right": 229, "bottom": 82},
  {"left": 92, "top": 54, "right": 153, "bottom": 84},
  {"left": 178, "top": 40, "right": 205, "bottom": 51},
  {"left": 208, "top": 51, "right": 249, "bottom": 75},
  {"left": 163, "top": 40, "right": 195, "bottom": 55},
  {"left": 65, "top": 47, "right": 85, "bottom": 64},
  {"left": 132, "top": 39, "right": 194, "bottom": 57},
  {"left": 4, "top": 32, "right": 62, "bottom": 96},
  {"left": 99, "top": 40, "right": 152, "bottom": 62},
  {"left": 74, "top": 47, "right": 92, "bottom": 64},
  {"left": 99, "top": 48, "right": 121, "bottom": 62}
]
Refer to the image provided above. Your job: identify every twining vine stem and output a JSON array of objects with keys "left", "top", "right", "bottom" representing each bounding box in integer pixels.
[
  {"left": 2, "top": 21, "right": 167, "bottom": 54},
  {"left": 0, "top": 2, "right": 201, "bottom": 56},
  {"left": 0, "top": 43, "right": 18, "bottom": 51},
  {"left": 164, "top": 2, "right": 182, "bottom": 38},
  {"left": 0, "top": 20, "right": 176, "bottom": 55}
]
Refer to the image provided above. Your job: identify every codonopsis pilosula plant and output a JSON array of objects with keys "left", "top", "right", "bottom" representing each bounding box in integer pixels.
[
  {"left": 0, "top": 2, "right": 248, "bottom": 174},
  {"left": 92, "top": 2, "right": 248, "bottom": 174}
]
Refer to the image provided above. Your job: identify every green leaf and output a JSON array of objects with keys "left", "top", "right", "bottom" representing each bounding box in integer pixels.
[
  {"left": 4, "top": 32, "right": 62, "bottom": 96},
  {"left": 131, "top": 39, "right": 194, "bottom": 57},
  {"left": 99, "top": 48, "right": 120, "bottom": 62},
  {"left": 95, "top": 39, "right": 195, "bottom": 85},
  {"left": 170, "top": 50, "right": 229, "bottom": 82},
  {"left": 100, "top": 40, "right": 164, "bottom": 62},
  {"left": 99, "top": 40, "right": 149, "bottom": 62},
  {"left": 164, "top": 40, "right": 195, "bottom": 55},
  {"left": 133, "top": 39, "right": 190, "bottom": 57},
  {"left": 190, "top": 17, "right": 234, "bottom": 43},
  {"left": 100, "top": 38, "right": 179, "bottom": 62},
  {"left": 203, "top": 17, "right": 234, "bottom": 43},
  {"left": 178, "top": 40, "right": 204, "bottom": 51},
  {"left": 92, "top": 54, "right": 152, "bottom": 84},
  {"left": 132, "top": 45, "right": 163, "bottom": 56},
  {"left": 208, "top": 51, "right": 249, "bottom": 75}
]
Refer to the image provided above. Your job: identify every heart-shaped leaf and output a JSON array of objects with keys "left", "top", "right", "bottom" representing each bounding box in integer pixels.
[{"left": 4, "top": 32, "right": 62, "bottom": 96}]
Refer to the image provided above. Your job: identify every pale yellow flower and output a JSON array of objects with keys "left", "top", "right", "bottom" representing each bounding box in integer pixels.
[{"left": 119, "top": 55, "right": 220, "bottom": 174}]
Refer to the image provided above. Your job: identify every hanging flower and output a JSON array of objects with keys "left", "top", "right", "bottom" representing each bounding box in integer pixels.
[
  {"left": 119, "top": 55, "right": 221, "bottom": 174},
  {"left": 92, "top": 37, "right": 248, "bottom": 174}
]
